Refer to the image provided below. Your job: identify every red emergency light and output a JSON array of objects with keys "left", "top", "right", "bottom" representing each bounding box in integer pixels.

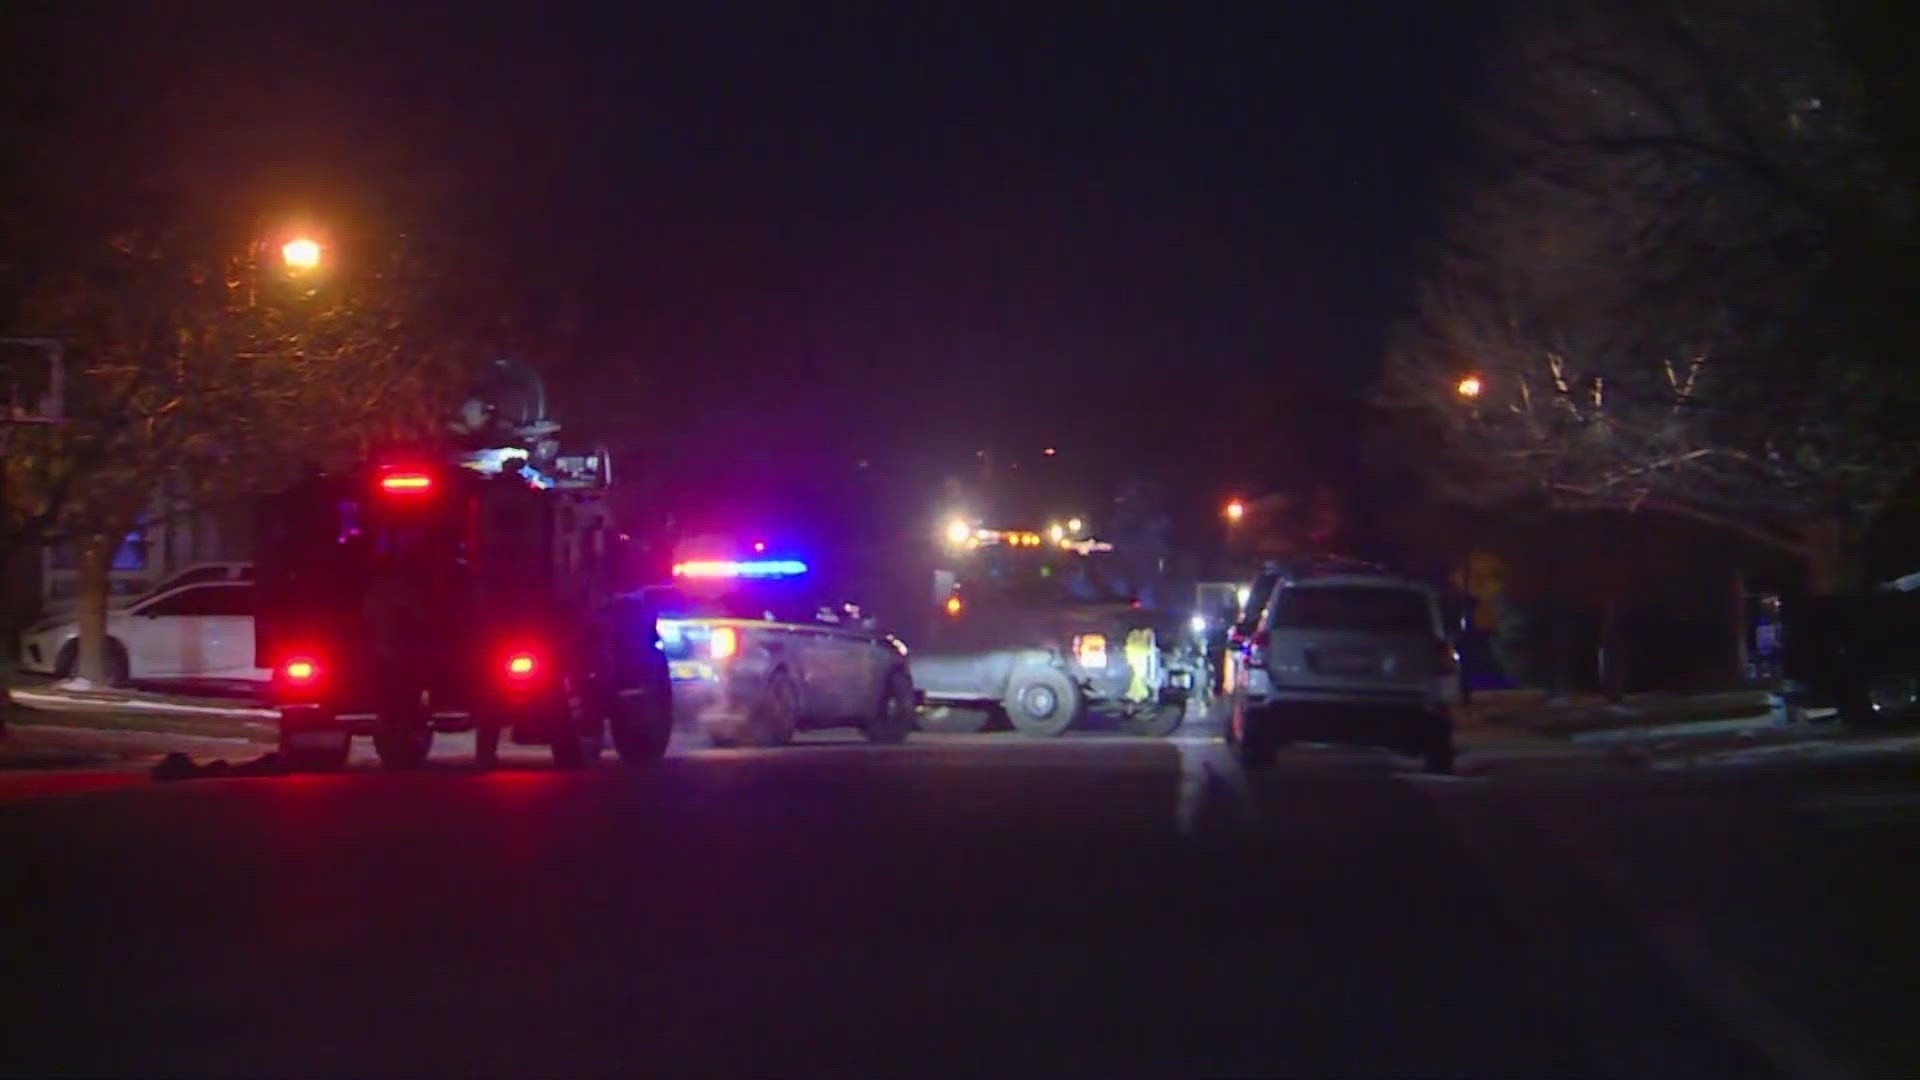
[
  {"left": 279, "top": 655, "right": 322, "bottom": 687},
  {"left": 500, "top": 645, "right": 543, "bottom": 688},
  {"left": 378, "top": 470, "right": 434, "bottom": 495}
]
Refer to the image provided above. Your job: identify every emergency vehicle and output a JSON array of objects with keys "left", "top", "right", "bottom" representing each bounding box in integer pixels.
[
  {"left": 253, "top": 437, "right": 670, "bottom": 771},
  {"left": 910, "top": 521, "right": 1199, "bottom": 737},
  {"left": 635, "top": 554, "right": 917, "bottom": 747}
]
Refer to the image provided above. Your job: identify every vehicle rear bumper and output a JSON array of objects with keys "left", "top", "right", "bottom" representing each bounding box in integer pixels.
[{"left": 1246, "top": 697, "right": 1451, "bottom": 753}]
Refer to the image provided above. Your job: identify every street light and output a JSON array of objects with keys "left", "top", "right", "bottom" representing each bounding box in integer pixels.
[
  {"left": 1224, "top": 499, "right": 1245, "bottom": 523},
  {"left": 281, "top": 237, "right": 321, "bottom": 271},
  {"left": 1067, "top": 517, "right": 1083, "bottom": 535},
  {"left": 1455, "top": 374, "right": 1482, "bottom": 400}
]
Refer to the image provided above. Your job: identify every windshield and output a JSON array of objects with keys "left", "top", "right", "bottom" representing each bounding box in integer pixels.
[
  {"left": 955, "top": 550, "right": 1131, "bottom": 604},
  {"left": 1269, "top": 584, "right": 1436, "bottom": 633}
]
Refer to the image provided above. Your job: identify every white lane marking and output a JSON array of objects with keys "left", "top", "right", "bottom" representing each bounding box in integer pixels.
[
  {"left": 1400, "top": 772, "right": 1484, "bottom": 786},
  {"left": 1174, "top": 737, "right": 1260, "bottom": 834}
]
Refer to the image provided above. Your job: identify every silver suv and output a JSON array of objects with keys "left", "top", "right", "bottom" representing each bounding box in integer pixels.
[{"left": 1231, "top": 572, "right": 1459, "bottom": 774}]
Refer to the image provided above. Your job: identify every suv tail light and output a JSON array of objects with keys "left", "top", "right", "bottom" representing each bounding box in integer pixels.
[
  {"left": 1248, "top": 628, "right": 1271, "bottom": 668},
  {"left": 1073, "top": 633, "right": 1109, "bottom": 669}
]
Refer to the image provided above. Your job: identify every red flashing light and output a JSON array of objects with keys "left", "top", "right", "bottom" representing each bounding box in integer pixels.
[
  {"left": 504, "top": 650, "right": 539, "bottom": 681},
  {"left": 379, "top": 471, "right": 434, "bottom": 494},
  {"left": 281, "top": 656, "right": 321, "bottom": 686}
]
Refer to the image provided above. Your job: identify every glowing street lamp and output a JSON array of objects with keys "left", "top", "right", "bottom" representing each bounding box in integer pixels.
[
  {"left": 945, "top": 518, "right": 971, "bottom": 546},
  {"left": 1455, "top": 374, "right": 1482, "bottom": 400},
  {"left": 1067, "top": 517, "right": 1083, "bottom": 535},
  {"left": 281, "top": 237, "right": 321, "bottom": 271},
  {"left": 1224, "top": 499, "right": 1245, "bottom": 523}
]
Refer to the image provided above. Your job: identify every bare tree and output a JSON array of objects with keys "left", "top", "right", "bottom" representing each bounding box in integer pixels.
[
  {"left": 1378, "top": 0, "right": 1920, "bottom": 592},
  {"left": 2, "top": 223, "right": 463, "bottom": 685}
]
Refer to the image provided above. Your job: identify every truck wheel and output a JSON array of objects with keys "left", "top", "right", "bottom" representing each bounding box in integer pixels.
[
  {"left": 916, "top": 704, "right": 991, "bottom": 734},
  {"left": 747, "top": 670, "right": 799, "bottom": 747},
  {"left": 1003, "top": 670, "right": 1079, "bottom": 738},
  {"left": 863, "top": 670, "right": 916, "bottom": 745},
  {"left": 609, "top": 688, "right": 672, "bottom": 764},
  {"left": 1121, "top": 698, "right": 1187, "bottom": 739},
  {"left": 373, "top": 715, "right": 433, "bottom": 770}
]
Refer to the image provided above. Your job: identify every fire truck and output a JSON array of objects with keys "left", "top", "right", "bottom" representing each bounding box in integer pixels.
[
  {"left": 909, "top": 520, "right": 1200, "bottom": 737},
  {"left": 252, "top": 368, "right": 670, "bottom": 771}
]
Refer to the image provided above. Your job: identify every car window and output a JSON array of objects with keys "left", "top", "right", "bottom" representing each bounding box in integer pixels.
[
  {"left": 196, "top": 585, "right": 253, "bottom": 617},
  {"left": 139, "top": 585, "right": 246, "bottom": 618},
  {"left": 1239, "top": 569, "right": 1283, "bottom": 628},
  {"left": 1269, "top": 585, "right": 1435, "bottom": 634}
]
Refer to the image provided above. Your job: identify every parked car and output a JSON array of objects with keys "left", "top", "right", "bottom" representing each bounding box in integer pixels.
[
  {"left": 35, "top": 561, "right": 254, "bottom": 620},
  {"left": 1230, "top": 571, "right": 1459, "bottom": 774},
  {"left": 129, "top": 562, "right": 253, "bottom": 602},
  {"left": 18, "top": 580, "right": 268, "bottom": 686}
]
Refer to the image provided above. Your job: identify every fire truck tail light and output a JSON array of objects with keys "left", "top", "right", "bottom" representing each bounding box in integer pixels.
[
  {"left": 379, "top": 471, "right": 434, "bottom": 494},
  {"left": 500, "top": 647, "right": 542, "bottom": 686},
  {"left": 280, "top": 656, "right": 321, "bottom": 686}
]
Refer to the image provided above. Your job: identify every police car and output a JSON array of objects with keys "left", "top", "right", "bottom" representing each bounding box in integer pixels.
[{"left": 643, "top": 557, "right": 917, "bottom": 747}]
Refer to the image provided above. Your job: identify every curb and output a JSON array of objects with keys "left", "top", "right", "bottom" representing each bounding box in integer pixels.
[{"left": 7, "top": 688, "right": 276, "bottom": 720}]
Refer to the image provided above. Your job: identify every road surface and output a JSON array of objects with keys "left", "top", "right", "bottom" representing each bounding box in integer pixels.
[{"left": 3, "top": 726, "right": 1916, "bottom": 1078}]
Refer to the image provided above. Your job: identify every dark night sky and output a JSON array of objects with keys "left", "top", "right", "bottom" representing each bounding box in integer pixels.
[{"left": 13, "top": 3, "right": 1495, "bottom": 509}]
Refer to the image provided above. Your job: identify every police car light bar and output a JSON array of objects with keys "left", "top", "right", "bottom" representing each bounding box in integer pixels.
[{"left": 672, "top": 559, "right": 809, "bottom": 579}]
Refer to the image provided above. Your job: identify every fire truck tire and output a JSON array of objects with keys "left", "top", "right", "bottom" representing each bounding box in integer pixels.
[
  {"left": 609, "top": 692, "right": 672, "bottom": 764},
  {"left": 549, "top": 676, "right": 597, "bottom": 769},
  {"left": 373, "top": 716, "right": 433, "bottom": 770},
  {"left": 1003, "top": 670, "right": 1079, "bottom": 738},
  {"left": 747, "top": 669, "right": 800, "bottom": 747},
  {"left": 863, "top": 669, "right": 916, "bottom": 745}
]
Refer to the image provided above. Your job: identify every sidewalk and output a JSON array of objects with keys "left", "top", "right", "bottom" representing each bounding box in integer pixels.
[
  {"left": 1462, "top": 689, "right": 1775, "bottom": 735},
  {"left": 2, "top": 678, "right": 277, "bottom": 755}
]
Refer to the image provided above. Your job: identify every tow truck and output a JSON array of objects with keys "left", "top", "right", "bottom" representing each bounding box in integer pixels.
[
  {"left": 252, "top": 377, "right": 671, "bottom": 771},
  {"left": 908, "top": 522, "right": 1199, "bottom": 737}
]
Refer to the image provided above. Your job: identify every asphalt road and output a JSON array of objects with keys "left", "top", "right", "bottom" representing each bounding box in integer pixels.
[{"left": 3, "top": 726, "right": 1917, "bottom": 1079}]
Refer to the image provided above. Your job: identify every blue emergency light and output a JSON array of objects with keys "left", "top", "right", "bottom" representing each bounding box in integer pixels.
[{"left": 671, "top": 558, "right": 809, "bottom": 579}]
